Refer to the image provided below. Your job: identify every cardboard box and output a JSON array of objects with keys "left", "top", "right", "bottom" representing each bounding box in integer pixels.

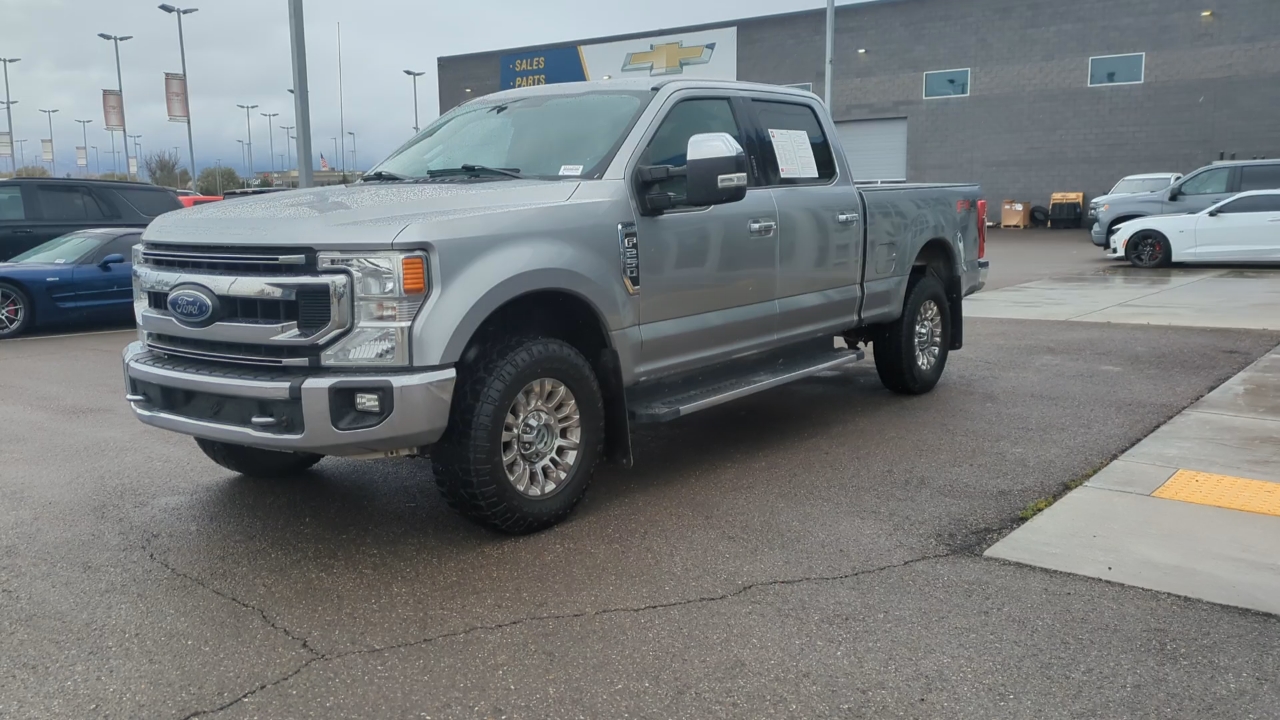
[{"left": 1001, "top": 200, "right": 1031, "bottom": 228}]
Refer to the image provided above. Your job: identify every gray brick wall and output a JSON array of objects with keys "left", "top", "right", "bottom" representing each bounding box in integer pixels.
[{"left": 437, "top": 0, "right": 1280, "bottom": 205}]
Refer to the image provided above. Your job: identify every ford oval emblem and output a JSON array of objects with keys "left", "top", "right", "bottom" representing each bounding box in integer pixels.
[{"left": 167, "top": 286, "right": 217, "bottom": 327}]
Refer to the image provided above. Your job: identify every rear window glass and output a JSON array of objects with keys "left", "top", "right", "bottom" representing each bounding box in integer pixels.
[{"left": 113, "top": 187, "right": 182, "bottom": 217}]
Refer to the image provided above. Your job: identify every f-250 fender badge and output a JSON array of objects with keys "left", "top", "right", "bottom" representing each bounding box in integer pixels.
[{"left": 617, "top": 222, "right": 640, "bottom": 295}]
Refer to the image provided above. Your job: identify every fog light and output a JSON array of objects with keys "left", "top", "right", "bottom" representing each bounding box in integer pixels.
[{"left": 354, "top": 392, "right": 382, "bottom": 414}]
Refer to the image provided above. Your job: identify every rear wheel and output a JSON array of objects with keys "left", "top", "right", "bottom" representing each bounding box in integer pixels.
[
  {"left": 1126, "top": 230, "right": 1172, "bottom": 268},
  {"left": 874, "top": 273, "right": 951, "bottom": 395},
  {"left": 195, "top": 438, "right": 323, "bottom": 477},
  {"left": 0, "top": 282, "right": 33, "bottom": 339},
  {"left": 432, "top": 337, "right": 604, "bottom": 534}
]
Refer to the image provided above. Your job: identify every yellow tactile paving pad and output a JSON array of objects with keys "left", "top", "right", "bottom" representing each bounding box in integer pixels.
[{"left": 1153, "top": 470, "right": 1280, "bottom": 517}]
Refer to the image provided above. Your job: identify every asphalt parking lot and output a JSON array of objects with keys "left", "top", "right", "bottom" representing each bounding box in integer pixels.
[{"left": 3, "top": 230, "right": 1280, "bottom": 719}]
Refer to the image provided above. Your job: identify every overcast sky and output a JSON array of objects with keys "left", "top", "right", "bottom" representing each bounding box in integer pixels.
[{"left": 1, "top": 0, "right": 848, "bottom": 179}]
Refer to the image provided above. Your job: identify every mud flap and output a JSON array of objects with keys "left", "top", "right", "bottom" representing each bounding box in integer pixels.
[
  {"left": 947, "top": 275, "right": 964, "bottom": 351},
  {"left": 597, "top": 348, "right": 633, "bottom": 468}
]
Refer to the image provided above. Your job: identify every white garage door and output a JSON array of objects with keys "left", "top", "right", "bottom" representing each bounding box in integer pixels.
[{"left": 835, "top": 118, "right": 908, "bottom": 182}]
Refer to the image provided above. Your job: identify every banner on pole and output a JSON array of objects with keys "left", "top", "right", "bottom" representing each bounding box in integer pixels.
[
  {"left": 164, "top": 73, "right": 189, "bottom": 123},
  {"left": 76, "top": 146, "right": 88, "bottom": 167},
  {"left": 0, "top": 132, "right": 11, "bottom": 158},
  {"left": 128, "top": 156, "right": 138, "bottom": 176},
  {"left": 103, "top": 89, "right": 125, "bottom": 131},
  {"left": 41, "top": 139, "right": 53, "bottom": 163}
]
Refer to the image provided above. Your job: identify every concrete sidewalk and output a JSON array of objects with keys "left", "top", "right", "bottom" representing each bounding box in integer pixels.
[{"left": 987, "top": 346, "right": 1280, "bottom": 615}]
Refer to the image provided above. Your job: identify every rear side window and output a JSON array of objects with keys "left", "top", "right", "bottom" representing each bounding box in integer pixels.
[
  {"left": 1240, "top": 164, "right": 1280, "bottom": 192},
  {"left": 35, "top": 185, "right": 108, "bottom": 221},
  {"left": 749, "top": 100, "right": 837, "bottom": 185},
  {"left": 113, "top": 187, "right": 182, "bottom": 218},
  {"left": 0, "top": 185, "right": 23, "bottom": 220},
  {"left": 1217, "top": 195, "right": 1280, "bottom": 214}
]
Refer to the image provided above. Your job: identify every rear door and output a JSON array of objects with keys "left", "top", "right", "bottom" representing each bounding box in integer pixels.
[
  {"left": 0, "top": 183, "right": 33, "bottom": 261},
  {"left": 27, "top": 183, "right": 116, "bottom": 251},
  {"left": 1194, "top": 195, "right": 1280, "bottom": 261},
  {"left": 1238, "top": 164, "right": 1280, "bottom": 194},
  {"left": 742, "top": 95, "right": 862, "bottom": 342}
]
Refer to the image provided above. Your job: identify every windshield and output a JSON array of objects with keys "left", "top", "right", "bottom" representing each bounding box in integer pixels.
[
  {"left": 372, "top": 90, "right": 653, "bottom": 180},
  {"left": 1110, "top": 177, "right": 1174, "bottom": 194},
  {"left": 9, "top": 231, "right": 106, "bottom": 264}
]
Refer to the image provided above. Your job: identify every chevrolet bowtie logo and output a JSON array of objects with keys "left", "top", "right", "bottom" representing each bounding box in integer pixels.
[{"left": 621, "top": 41, "right": 716, "bottom": 76}]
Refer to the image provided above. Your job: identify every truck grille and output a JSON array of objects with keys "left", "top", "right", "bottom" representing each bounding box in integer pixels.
[
  {"left": 146, "top": 333, "right": 320, "bottom": 367},
  {"left": 146, "top": 286, "right": 333, "bottom": 335},
  {"left": 141, "top": 243, "right": 315, "bottom": 274}
]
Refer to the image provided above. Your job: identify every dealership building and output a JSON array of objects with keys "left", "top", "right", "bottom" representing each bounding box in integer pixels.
[{"left": 436, "top": 0, "right": 1279, "bottom": 206}]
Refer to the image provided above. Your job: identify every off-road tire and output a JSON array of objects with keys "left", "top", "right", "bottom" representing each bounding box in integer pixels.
[
  {"left": 874, "top": 273, "right": 951, "bottom": 395},
  {"left": 432, "top": 337, "right": 605, "bottom": 534},
  {"left": 195, "top": 438, "right": 323, "bottom": 477}
]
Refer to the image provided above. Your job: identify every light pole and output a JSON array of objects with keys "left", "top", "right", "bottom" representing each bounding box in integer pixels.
[
  {"left": 106, "top": 128, "right": 118, "bottom": 175},
  {"left": 0, "top": 100, "right": 15, "bottom": 173},
  {"left": 0, "top": 58, "right": 18, "bottom": 173},
  {"left": 214, "top": 158, "right": 222, "bottom": 195},
  {"left": 14, "top": 138, "right": 25, "bottom": 169},
  {"left": 158, "top": 4, "right": 198, "bottom": 187},
  {"left": 330, "top": 137, "right": 338, "bottom": 171},
  {"left": 75, "top": 119, "right": 92, "bottom": 176},
  {"left": 39, "top": 108, "right": 58, "bottom": 174},
  {"left": 98, "top": 34, "right": 134, "bottom": 179},
  {"left": 260, "top": 111, "right": 278, "bottom": 177},
  {"left": 403, "top": 69, "right": 424, "bottom": 132},
  {"left": 285, "top": 0, "right": 315, "bottom": 188},
  {"left": 236, "top": 103, "right": 257, "bottom": 176},
  {"left": 91, "top": 145, "right": 100, "bottom": 176},
  {"left": 128, "top": 134, "right": 142, "bottom": 160},
  {"left": 347, "top": 130, "right": 356, "bottom": 173},
  {"left": 280, "top": 125, "right": 294, "bottom": 173},
  {"left": 236, "top": 139, "right": 246, "bottom": 176}
]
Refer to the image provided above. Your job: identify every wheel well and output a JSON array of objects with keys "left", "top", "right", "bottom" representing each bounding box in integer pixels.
[
  {"left": 460, "top": 290, "right": 631, "bottom": 467},
  {"left": 1109, "top": 215, "right": 1143, "bottom": 233},
  {"left": 912, "top": 238, "right": 955, "bottom": 279}
]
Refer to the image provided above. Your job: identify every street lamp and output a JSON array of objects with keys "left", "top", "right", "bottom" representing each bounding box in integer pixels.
[
  {"left": 260, "top": 111, "right": 278, "bottom": 176},
  {"left": 403, "top": 69, "right": 424, "bottom": 132},
  {"left": 13, "top": 138, "right": 25, "bottom": 169},
  {"left": 214, "top": 158, "right": 222, "bottom": 195},
  {"left": 280, "top": 124, "right": 294, "bottom": 173},
  {"left": 74, "top": 119, "right": 93, "bottom": 176},
  {"left": 347, "top": 130, "right": 356, "bottom": 173},
  {"left": 0, "top": 99, "right": 15, "bottom": 172},
  {"left": 236, "top": 103, "right": 257, "bottom": 175},
  {"left": 38, "top": 108, "right": 58, "bottom": 174},
  {"left": 236, "top": 139, "right": 246, "bottom": 176},
  {"left": 97, "top": 34, "right": 134, "bottom": 178},
  {"left": 158, "top": 4, "right": 198, "bottom": 187},
  {"left": 91, "top": 145, "right": 100, "bottom": 176},
  {"left": 330, "top": 136, "right": 338, "bottom": 171},
  {"left": 0, "top": 58, "right": 18, "bottom": 173},
  {"left": 128, "top": 134, "right": 142, "bottom": 177},
  {"left": 105, "top": 128, "right": 119, "bottom": 175}
]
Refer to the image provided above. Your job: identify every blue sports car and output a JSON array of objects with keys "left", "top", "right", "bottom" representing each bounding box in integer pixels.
[{"left": 0, "top": 228, "right": 141, "bottom": 339}]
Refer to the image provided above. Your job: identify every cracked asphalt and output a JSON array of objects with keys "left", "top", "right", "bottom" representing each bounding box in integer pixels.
[{"left": 3, "top": 232, "right": 1280, "bottom": 718}]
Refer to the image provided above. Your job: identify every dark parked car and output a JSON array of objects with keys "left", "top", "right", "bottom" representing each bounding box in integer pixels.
[
  {"left": 0, "top": 177, "right": 181, "bottom": 262},
  {"left": 0, "top": 228, "right": 140, "bottom": 339}
]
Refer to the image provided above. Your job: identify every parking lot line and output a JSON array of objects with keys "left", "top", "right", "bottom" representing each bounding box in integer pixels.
[
  {"left": 8, "top": 329, "right": 135, "bottom": 342},
  {"left": 1153, "top": 469, "right": 1280, "bottom": 517}
]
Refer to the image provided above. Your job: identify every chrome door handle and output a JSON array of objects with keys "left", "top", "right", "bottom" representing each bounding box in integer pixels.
[
  {"left": 748, "top": 219, "right": 777, "bottom": 236},
  {"left": 837, "top": 212, "right": 860, "bottom": 224},
  {"left": 250, "top": 415, "right": 279, "bottom": 427}
]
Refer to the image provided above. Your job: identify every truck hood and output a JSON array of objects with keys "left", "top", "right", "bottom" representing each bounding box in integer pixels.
[
  {"left": 142, "top": 179, "right": 581, "bottom": 248},
  {"left": 1092, "top": 189, "right": 1162, "bottom": 207}
]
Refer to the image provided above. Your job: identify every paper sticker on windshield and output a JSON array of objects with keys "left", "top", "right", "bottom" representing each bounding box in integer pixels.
[
  {"left": 768, "top": 128, "right": 819, "bottom": 179},
  {"left": 559, "top": 164, "right": 584, "bottom": 176},
  {"left": 54, "top": 259, "right": 67, "bottom": 264}
]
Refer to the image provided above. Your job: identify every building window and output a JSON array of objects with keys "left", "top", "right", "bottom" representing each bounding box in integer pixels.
[
  {"left": 782, "top": 82, "right": 813, "bottom": 93},
  {"left": 923, "top": 68, "right": 970, "bottom": 98},
  {"left": 1089, "top": 53, "right": 1144, "bottom": 86}
]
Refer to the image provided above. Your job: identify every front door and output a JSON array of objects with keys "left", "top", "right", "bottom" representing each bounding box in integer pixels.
[
  {"left": 1194, "top": 195, "right": 1280, "bottom": 261},
  {"left": 631, "top": 95, "right": 778, "bottom": 380},
  {"left": 72, "top": 232, "right": 139, "bottom": 320},
  {"left": 1165, "top": 166, "right": 1234, "bottom": 215}
]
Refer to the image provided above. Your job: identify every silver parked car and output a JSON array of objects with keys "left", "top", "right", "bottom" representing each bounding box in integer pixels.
[{"left": 1087, "top": 172, "right": 1182, "bottom": 223}]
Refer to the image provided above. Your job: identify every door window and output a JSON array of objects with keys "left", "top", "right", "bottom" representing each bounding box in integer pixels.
[
  {"left": 1215, "top": 195, "right": 1280, "bottom": 214},
  {"left": 1239, "top": 164, "right": 1280, "bottom": 192},
  {"left": 112, "top": 188, "right": 181, "bottom": 217},
  {"left": 0, "top": 186, "right": 24, "bottom": 220},
  {"left": 638, "top": 98, "right": 743, "bottom": 199},
  {"left": 88, "top": 234, "right": 141, "bottom": 264},
  {"left": 749, "top": 100, "right": 837, "bottom": 186},
  {"left": 35, "top": 186, "right": 108, "bottom": 220},
  {"left": 1178, "top": 168, "right": 1230, "bottom": 196}
]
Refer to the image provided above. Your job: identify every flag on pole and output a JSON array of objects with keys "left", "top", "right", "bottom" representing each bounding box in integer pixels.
[{"left": 319, "top": 153, "right": 330, "bottom": 171}]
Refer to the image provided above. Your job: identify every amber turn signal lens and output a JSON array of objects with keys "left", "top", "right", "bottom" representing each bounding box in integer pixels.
[{"left": 402, "top": 257, "right": 426, "bottom": 294}]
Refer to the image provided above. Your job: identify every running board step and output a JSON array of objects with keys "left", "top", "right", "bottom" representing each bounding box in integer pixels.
[{"left": 627, "top": 340, "right": 865, "bottom": 424}]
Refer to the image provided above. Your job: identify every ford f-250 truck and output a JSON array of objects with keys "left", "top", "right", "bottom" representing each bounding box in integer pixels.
[{"left": 123, "top": 79, "right": 988, "bottom": 533}]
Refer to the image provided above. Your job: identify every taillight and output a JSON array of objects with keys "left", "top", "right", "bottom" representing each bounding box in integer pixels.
[{"left": 976, "top": 199, "right": 987, "bottom": 259}]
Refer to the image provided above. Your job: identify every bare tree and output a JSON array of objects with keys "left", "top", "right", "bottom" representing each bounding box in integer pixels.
[{"left": 142, "top": 149, "right": 192, "bottom": 189}]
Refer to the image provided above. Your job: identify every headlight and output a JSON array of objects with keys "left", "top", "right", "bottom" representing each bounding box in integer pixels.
[
  {"left": 318, "top": 251, "right": 428, "bottom": 366},
  {"left": 1100, "top": 204, "right": 1109, "bottom": 213},
  {"left": 132, "top": 244, "right": 147, "bottom": 343}
]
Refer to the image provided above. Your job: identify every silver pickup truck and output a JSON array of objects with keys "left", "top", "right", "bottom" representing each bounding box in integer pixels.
[{"left": 123, "top": 79, "right": 988, "bottom": 533}]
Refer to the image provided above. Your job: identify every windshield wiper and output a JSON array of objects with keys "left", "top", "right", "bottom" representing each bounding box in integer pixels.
[
  {"left": 361, "top": 169, "right": 413, "bottom": 182},
  {"left": 424, "top": 164, "right": 527, "bottom": 180}
]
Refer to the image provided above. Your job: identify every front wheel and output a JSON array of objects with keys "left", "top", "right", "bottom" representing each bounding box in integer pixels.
[
  {"left": 432, "top": 337, "right": 605, "bottom": 534},
  {"left": 0, "top": 282, "right": 33, "bottom": 339},
  {"left": 195, "top": 438, "right": 323, "bottom": 477},
  {"left": 1126, "top": 230, "right": 1172, "bottom": 268},
  {"left": 874, "top": 273, "right": 951, "bottom": 395}
]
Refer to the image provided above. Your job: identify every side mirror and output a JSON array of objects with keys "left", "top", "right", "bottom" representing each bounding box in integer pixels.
[
  {"left": 1207, "top": 209, "right": 1219, "bottom": 217},
  {"left": 683, "top": 132, "right": 748, "bottom": 207},
  {"left": 99, "top": 253, "right": 126, "bottom": 269},
  {"left": 1168, "top": 187, "right": 1180, "bottom": 201}
]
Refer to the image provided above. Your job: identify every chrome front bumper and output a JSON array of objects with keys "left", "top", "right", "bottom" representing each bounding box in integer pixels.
[{"left": 122, "top": 342, "right": 455, "bottom": 456}]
